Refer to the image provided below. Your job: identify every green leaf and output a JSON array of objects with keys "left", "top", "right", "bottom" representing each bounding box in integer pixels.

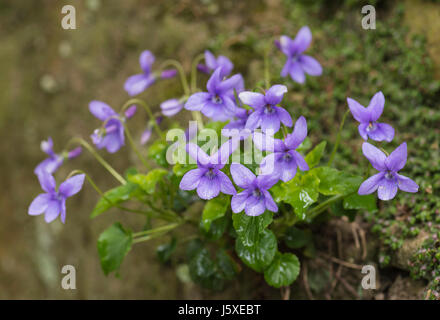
[
  {"left": 186, "top": 238, "right": 204, "bottom": 260},
  {"left": 201, "top": 215, "right": 229, "bottom": 241},
  {"left": 305, "top": 141, "right": 327, "bottom": 169},
  {"left": 284, "top": 226, "right": 313, "bottom": 249},
  {"left": 232, "top": 211, "right": 273, "bottom": 247},
  {"left": 188, "top": 248, "right": 215, "bottom": 279},
  {"left": 270, "top": 183, "right": 284, "bottom": 202},
  {"left": 296, "top": 137, "right": 312, "bottom": 153},
  {"left": 264, "top": 252, "right": 300, "bottom": 288},
  {"left": 173, "top": 163, "right": 197, "bottom": 177},
  {"left": 128, "top": 169, "right": 168, "bottom": 194},
  {"left": 156, "top": 237, "right": 177, "bottom": 263},
  {"left": 148, "top": 140, "right": 168, "bottom": 167},
  {"left": 343, "top": 193, "right": 378, "bottom": 212},
  {"left": 97, "top": 223, "right": 132, "bottom": 276},
  {"left": 124, "top": 167, "right": 138, "bottom": 178},
  {"left": 235, "top": 229, "right": 277, "bottom": 272},
  {"left": 188, "top": 247, "right": 225, "bottom": 290},
  {"left": 186, "top": 240, "right": 238, "bottom": 289},
  {"left": 216, "top": 249, "right": 238, "bottom": 280},
  {"left": 90, "top": 182, "right": 140, "bottom": 218},
  {"left": 201, "top": 195, "right": 230, "bottom": 232},
  {"left": 312, "top": 167, "right": 362, "bottom": 196},
  {"left": 281, "top": 172, "right": 320, "bottom": 219}
]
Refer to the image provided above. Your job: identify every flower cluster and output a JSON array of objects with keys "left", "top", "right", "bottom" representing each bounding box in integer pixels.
[
  {"left": 26, "top": 23, "right": 423, "bottom": 290},
  {"left": 347, "top": 92, "right": 418, "bottom": 200},
  {"left": 32, "top": 137, "right": 83, "bottom": 224},
  {"left": 34, "top": 137, "right": 82, "bottom": 176},
  {"left": 28, "top": 49, "right": 180, "bottom": 223},
  {"left": 179, "top": 27, "right": 322, "bottom": 215},
  {"left": 28, "top": 24, "right": 418, "bottom": 227}
]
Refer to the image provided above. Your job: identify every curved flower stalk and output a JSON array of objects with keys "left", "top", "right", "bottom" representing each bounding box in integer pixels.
[
  {"left": 230, "top": 163, "right": 278, "bottom": 216},
  {"left": 359, "top": 142, "right": 418, "bottom": 200},
  {"left": 277, "top": 26, "right": 322, "bottom": 84},
  {"left": 28, "top": 171, "right": 85, "bottom": 223},
  {"left": 254, "top": 116, "right": 309, "bottom": 182},
  {"left": 184, "top": 67, "right": 243, "bottom": 121},
  {"left": 347, "top": 91, "right": 395, "bottom": 142},
  {"left": 34, "top": 137, "right": 82, "bottom": 175},
  {"left": 197, "top": 50, "right": 234, "bottom": 78},
  {"left": 124, "top": 50, "right": 176, "bottom": 96},
  {"left": 240, "top": 84, "right": 292, "bottom": 133},
  {"left": 179, "top": 140, "right": 238, "bottom": 200}
]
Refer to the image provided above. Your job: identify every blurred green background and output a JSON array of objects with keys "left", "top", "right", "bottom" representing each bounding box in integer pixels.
[{"left": 0, "top": 0, "right": 439, "bottom": 299}]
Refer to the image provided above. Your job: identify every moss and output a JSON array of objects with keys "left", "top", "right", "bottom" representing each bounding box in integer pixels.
[{"left": 253, "top": 1, "right": 440, "bottom": 282}]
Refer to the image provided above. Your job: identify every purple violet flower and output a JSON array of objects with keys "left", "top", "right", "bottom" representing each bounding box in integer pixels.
[
  {"left": 223, "top": 108, "right": 248, "bottom": 131},
  {"left": 179, "top": 140, "right": 238, "bottom": 200},
  {"left": 358, "top": 142, "right": 418, "bottom": 200},
  {"left": 124, "top": 50, "right": 157, "bottom": 96},
  {"left": 222, "top": 108, "right": 251, "bottom": 139},
  {"left": 160, "top": 98, "right": 184, "bottom": 117},
  {"left": 124, "top": 105, "right": 137, "bottom": 118},
  {"left": 254, "top": 116, "right": 309, "bottom": 182},
  {"left": 197, "top": 50, "right": 234, "bottom": 78},
  {"left": 67, "top": 147, "right": 82, "bottom": 159},
  {"left": 160, "top": 69, "right": 177, "bottom": 79},
  {"left": 34, "top": 137, "right": 64, "bottom": 175},
  {"left": 239, "top": 84, "right": 293, "bottom": 133},
  {"left": 278, "top": 26, "right": 322, "bottom": 84},
  {"left": 140, "top": 117, "right": 163, "bottom": 145},
  {"left": 140, "top": 126, "right": 152, "bottom": 145},
  {"left": 89, "top": 101, "right": 125, "bottom": 153},
  {"left": 184, "top": 67, "right": 242, "bottom": 121},
  {"left": 347, "top": 91, "right": 395, "bottom": 142},
  {"left": 230, "top": 163, "right": 278, "bottom": 216},
  {"left": 28, "top": 172, "right": 85, "bottom": 223},
  {"left": 34, "top": 137, "right": 82, "bottom": 175}
]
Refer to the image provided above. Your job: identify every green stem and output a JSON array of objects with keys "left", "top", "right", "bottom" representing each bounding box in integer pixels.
[
  {"left": 190, "top": 53, "right": 205, "bottom": 92},
  {"left": 132, "top": 231, "right": 169, "bottom": 244},
  {"left": 308, "top": 193, "right": 349, "bottom": 220},
  {"left": 365, "top": 164, "right": 371, "bottom": 179},
  {"left": 132, "top": 222, "right": 182, "bottom": 243},
  {"left": 144, "top": 198, "right": 180, "bottom": 222},
  {"left": 66, "top": 138, "right": 126, "bottom": 184},
  {"left": 65, "top": 170, "right": 148, "bottom": 215},
  {"left": 379, "top": 146, "right": 389, "bottom": 156},
  {"left": 121, "top": 121, "right": 150, "bottom": 169},
  {"left": 121, "top": 98, "right": 164, "bottom": 139},
  {"left": 328, "top": 109, "right": 350, "bottom": 167},
  {"left": 281, "top": 124, "right": 289, "bottom": 138},
  {"left": 192, "top": 111, "right": 204, "bottom": 130},
  {"left": 160, "top": 59, "right": 190, "bottom": 96},
  {"left": 264, "top": 47, "right": 271, "bottom": 89},
  {"left": 133, "top": 222, "right": 181, "bottom": 238}
]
